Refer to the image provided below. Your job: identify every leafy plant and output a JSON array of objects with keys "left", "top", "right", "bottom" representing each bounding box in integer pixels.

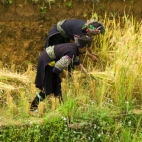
[
  {"left": 66, "top": 1, "right": 72, "bottom": 8},
  {"left": 83, "top": 13, "right": 87, "bottom": 18},
  {"left": 40, "top": 2, "right": 47, "bottom": 15}
]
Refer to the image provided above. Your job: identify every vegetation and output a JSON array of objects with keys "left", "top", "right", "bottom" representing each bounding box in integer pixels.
[{"left": 0, "top": 12, "right": 142, "bottom": 141}]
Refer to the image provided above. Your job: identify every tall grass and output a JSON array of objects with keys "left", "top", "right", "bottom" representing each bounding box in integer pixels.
[{"left": 86, "top": 14, "right": 142, "bottom": 108}]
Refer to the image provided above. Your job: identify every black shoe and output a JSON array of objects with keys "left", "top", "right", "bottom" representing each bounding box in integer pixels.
[
  {"left": 30, "top": 96, "right": 39, "bottom": 111},
  {"left": 30, "top": 91, "right": 46, "bottom": 111},
  {"left": 30, "top": 106, "right": 38, "bottom": 111}
]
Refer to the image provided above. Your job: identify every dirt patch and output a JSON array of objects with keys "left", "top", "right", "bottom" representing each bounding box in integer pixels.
[{"left": 0, "top": 0, "right": 141, "bottom": 70}]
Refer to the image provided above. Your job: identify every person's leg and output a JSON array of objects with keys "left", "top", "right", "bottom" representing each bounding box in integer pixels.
[
  {"left": 30, "top": 65, "right": 53, "bottom": 111},
  {"left": 53, "top": 73, "right": 64, "bottom": 104},
  {"left": 30, "top": 91, "right": 46, "bottom": 111}
]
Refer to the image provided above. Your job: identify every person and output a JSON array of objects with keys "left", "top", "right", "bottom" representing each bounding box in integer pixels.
[
  {"left": 44, "top": 19, "right": 105, "bottom": 62},
  {"left": 30, "top": 34, "right": 93, "bottom": 111}
]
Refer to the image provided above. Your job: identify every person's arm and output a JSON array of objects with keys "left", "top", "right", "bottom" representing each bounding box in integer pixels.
[
  {"left": 86, "top": 52, "right": 99, "bottom": 62},
  {"left": 52, "top": 55, "right": 72, "bottom": 74},
  {"left": 86, "top": 48, "right": 99, "bottom": 62},
  {"left": 87, "top": 48, "right": 97, "bottom": 56}
]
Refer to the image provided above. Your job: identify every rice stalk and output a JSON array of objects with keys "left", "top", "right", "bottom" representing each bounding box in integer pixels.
[
  {"left": 0, "top": 70, "right": 30, "bottom": 85},
  {"left": 0, "top": 82, "right": 16, "bottom": 90}
]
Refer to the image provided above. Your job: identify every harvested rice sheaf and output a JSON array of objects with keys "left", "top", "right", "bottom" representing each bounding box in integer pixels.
[{"left": 0, "top": 70, "right": 31, "bottom": 91}]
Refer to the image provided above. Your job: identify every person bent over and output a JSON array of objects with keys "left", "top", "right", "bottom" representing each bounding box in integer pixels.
[
  {"left": 44, "top": 19, "right": 105, "bottom": 62},
  {"left": 30, "top": 34, "right": 93, "bottom": 111}
]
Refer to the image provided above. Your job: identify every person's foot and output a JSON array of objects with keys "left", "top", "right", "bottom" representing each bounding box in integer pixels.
[
  {"left": 29, "top": 109, "right": 39, "bottom": 117},
  {"left": 30, "top": 106, "right": 38, "bottom": 111},
  {"left": 30, "top": 95, "right": 39, "bottom": 111}
]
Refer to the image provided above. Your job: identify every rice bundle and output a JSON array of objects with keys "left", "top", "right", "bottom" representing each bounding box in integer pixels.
[
  {"left": 0, "top": 70, "right": 31, "bottom": 91},
  {"left": 0, "top": 70, "right": 30, "bottom": 84},
  {"left": 73, "top": 70, "right": 114, "bottom": 82}
]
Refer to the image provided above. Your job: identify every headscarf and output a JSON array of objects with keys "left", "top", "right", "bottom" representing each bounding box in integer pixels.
[
  {"left": 82, "top": 19, "right": 105, "bottom": 35},
  {"left": 75, "top": 34, "right": 93, "bottom": 48}
]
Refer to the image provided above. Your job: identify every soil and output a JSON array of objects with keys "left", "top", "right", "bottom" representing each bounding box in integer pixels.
[{"left": 0, "top": 0, "right": 142, "bottom": 71}]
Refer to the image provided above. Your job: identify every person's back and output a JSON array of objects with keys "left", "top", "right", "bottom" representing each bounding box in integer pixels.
[
  {"left": 44, "top": 18, "right": 105, "bottom": 48},
  {"left": 44, "top": 18, "right": 105, "bottom": 64},
  {"left": 54, "top": 43, "right": 78, "bottom": 60},
  {"left": 44, "top": 19, "right": 86, "bottom": 48},
  {"left": 61, "top": 19, "right": 86, "bottom": 40}
]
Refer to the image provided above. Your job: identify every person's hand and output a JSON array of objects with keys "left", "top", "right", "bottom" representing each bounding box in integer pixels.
[
  {"left": 79, "top": 64, "right": 88, "bottom": 75},
  {"left": 91, "top": 52, "right": 97, "bottom": 56},
  {"left": 91, "top": 55, "right": 99, "bottom": 62},
  {"left": 85, "top": 72, "right": 90, "bottom": 77},
  {"left": 86, "top": 50, "right": 99, "bottom": 62},
  {"left": 60, "top": 70, "right": 67, "bottom": 78}
]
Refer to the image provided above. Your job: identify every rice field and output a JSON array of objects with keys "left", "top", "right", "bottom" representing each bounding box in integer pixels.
[{"left": 0, "top": 14, "right": 142, "bottom": 141}]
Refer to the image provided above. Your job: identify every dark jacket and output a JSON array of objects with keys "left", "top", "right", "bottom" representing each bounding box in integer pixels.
[
  {"left": 44, "top": 19, "right": 86, "bottom": 48},
  {"left": 35, "top": 43, "right": 80, "bottom": 95}
]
